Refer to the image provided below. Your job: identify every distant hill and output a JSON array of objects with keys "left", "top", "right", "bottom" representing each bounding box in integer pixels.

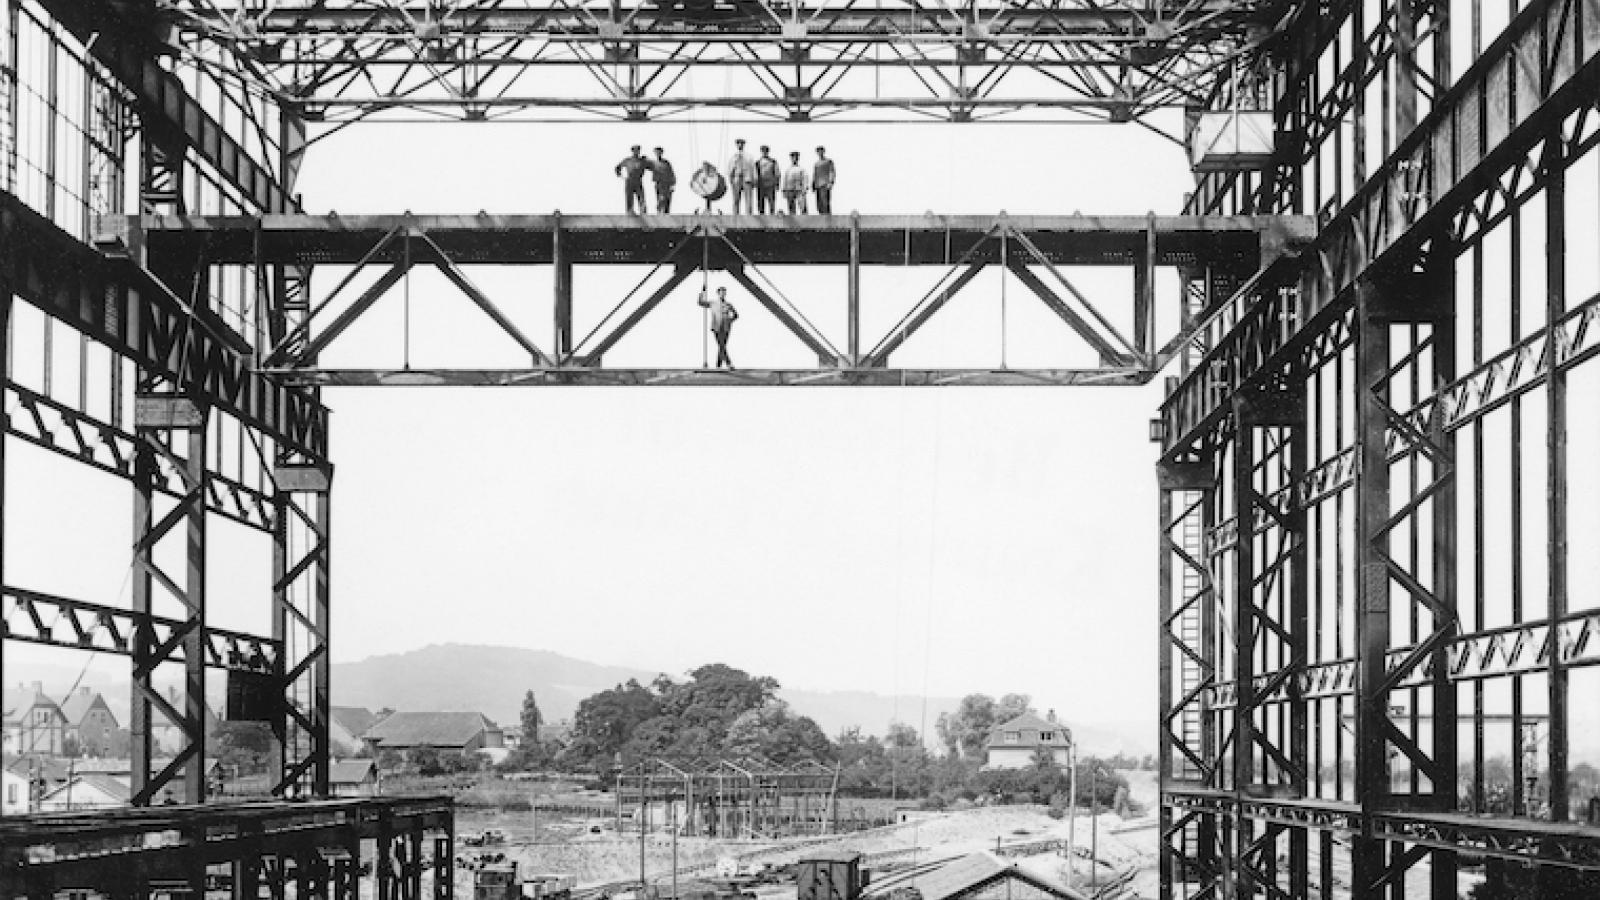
[{"left": 330, "top": 643, "right": 1150, "bottom": 754}]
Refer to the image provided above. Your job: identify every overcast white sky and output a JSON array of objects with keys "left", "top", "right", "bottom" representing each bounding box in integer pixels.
[{"left": 9, "top": 111, "right": 1196, "bottom": 733}]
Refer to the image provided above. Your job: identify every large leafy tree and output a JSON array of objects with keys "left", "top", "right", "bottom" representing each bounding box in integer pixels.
[{"left": 562, "top": 678, "right": 662, "bottom": 769}]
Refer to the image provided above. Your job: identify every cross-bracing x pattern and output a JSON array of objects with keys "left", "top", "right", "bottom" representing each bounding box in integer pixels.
[
  {"left": 164, "top": 0, "right": 1270, "bottom": 124},
  {"left": 253, "top": 219, "right": 1182, "bottom": 382}
]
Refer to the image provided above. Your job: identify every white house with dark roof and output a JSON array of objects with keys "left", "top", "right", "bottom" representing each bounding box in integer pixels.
[{"left": 984, "top": 710, "right": 1074, "bottom": 770}]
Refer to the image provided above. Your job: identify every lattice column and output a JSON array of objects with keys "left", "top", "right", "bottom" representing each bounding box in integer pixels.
[
  {"left": 130, "top": 388, "right": 210, "bottom": 804},
  {"left": 1228, "top": 383, "right": 1308, "bottom": 899},
  {"left": 1158, "top": 457, "right": 1220, "bottom": 900},
  {"left": 274, "top": 458, "right": 333, "bottom": 797},
  {"left": 1352, "top": 251, "right": 1458, "bottom": 897}
]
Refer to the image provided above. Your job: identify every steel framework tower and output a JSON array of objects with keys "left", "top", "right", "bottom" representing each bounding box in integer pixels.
[{"left": 1156, "top": 0, "right": 1600, "bottom": 894}]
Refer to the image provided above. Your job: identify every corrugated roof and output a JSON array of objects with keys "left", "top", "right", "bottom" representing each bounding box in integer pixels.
[
  {"left": 361, "top": 711, "right": 496, "bottom": 748},
  {"left": 870, "top": 853, "right": 1086, "bottom": 900}
]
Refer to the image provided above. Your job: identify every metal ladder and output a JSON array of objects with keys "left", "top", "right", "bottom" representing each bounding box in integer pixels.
[{"left": 1176, "top": 503, "right": 1208, "bottom": 780}]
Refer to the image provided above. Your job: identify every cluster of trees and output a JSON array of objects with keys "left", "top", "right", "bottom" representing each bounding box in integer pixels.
[
  {"left": 485, "top": 664, "right": 1146, "bottom": 812},
  {"left": 559, "top": 664, "right": 831, "bottom": 770}
]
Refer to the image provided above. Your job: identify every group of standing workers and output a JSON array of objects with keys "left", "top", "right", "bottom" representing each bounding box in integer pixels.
[{"left": 614, "top": 139, "right": 836, "bottom": 215}]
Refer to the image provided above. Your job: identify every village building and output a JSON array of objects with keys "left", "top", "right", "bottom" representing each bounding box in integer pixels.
[
  {"left": 330, "top": 759, "right": 380, "bottom": 798},
  {"left": 331, "top": 706, "right": 380, "bottom": 757},
  {"left": 983, "top": 711, "right": 1073, "bottom": 770},
  {"left": 360, "top": 711, "right": 504, "bottom": 756},
  {"left": 59, "top": 688, "right": 120, "bottom": 757},
  {"left": 9, "top": 684, "right": 67, "bottom": 756},
  {"left": 864, "top": 853, "right": 1087, "bottom": 900},
  {"left": 1, "top": 767, "right": 29, "bottom": 815},
  {"left": 38, "top": 773, "right": 131, "bottom": 812}
]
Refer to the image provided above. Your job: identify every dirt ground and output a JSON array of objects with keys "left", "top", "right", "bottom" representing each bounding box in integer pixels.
[{"left": 453, "top": 771, "right": 1163, "bottom": 898}]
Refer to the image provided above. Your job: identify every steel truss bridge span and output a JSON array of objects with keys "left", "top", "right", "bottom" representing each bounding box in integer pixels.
[{"left": 132, "top": 211, "right": 1306, "bottom": 386}]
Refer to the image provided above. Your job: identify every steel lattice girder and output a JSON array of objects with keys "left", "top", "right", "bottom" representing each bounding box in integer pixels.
[
  {"left": 165, "top": 0, "right": 1277, "bottom": 122},
  {"left": 136, "top": 212, "right": 1309, "bottom": 383},
  {"left": 0, "top": 585, "right": 277, "bottom": 675}
]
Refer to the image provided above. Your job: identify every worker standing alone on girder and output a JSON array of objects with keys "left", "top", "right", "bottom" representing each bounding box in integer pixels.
[{"left": 698, "top": 286, "right": 739, "bottom": 368}]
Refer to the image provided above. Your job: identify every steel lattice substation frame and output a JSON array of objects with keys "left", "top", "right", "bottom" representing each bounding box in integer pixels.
[
  {"left": 1157, "top": 0, "right": 1600, "bottom": 893},
  {"left": 617, "top": 757, "right": 838, "bottom": 839}
]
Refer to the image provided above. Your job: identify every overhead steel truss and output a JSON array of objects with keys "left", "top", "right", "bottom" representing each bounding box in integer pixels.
[{"left": 161, "top": 0, "right": 1280, "bottom": 124}]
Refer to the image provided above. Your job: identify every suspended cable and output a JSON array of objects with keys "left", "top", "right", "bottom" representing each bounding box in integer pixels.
[
  {"left": 1000, "top": 229, "right": 1008, "bottom": 369},
  {"left": 402, "top": 233, "right": 412, "bottom": 371},
  {"left": 702, "top": 233, "right": 711, "bottom": 369}
]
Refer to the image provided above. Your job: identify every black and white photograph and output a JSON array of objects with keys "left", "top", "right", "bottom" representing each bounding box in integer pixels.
[{"left": 0, "top": 0, "right": 1598, "bottom": 898}]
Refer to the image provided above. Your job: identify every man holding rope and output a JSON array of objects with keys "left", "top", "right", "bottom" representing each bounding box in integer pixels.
[{"left": 698, "top": 285, "right": 739, "bottom": 368}]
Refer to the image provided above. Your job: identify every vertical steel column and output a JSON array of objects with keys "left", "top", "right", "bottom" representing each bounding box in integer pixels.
[
  {"left": 1156, "top": 457, "right": 1216, "bottom": 899},
  {"left": 274, "top": 461, "right": 333, "bottom": 796},
  {"left": 130, "top": 389, "right": 209, "bottom": 804},
  {"left": 1352, "top": 255, "right": 1458, "bottom": 895},
  {"left": 1352, "top": 280, "right": 1392, "bottom": 895},
  {"left": 1229, "top": 414, "right": 1258, "bottom": 900},
  {"left": 434, "top": 834, "right": 453, "bottom": 900},
  {"left": 1544, "top": 136, "right": 1570, "bottom": 826},
  {"left": 554, "top": 214, "right": 572, "bottom": 359},
  {"left": 1134, "top": 217, "right": 1156, "bottom": 357},
  {"left": 848, "top": 213, "right": 860, "bottom": 364},
  {"left": 0, "top": 289, "right": 8, "bottom": 710}
]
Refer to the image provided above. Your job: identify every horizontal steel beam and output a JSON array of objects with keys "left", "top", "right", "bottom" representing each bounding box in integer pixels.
[
  {"left": 1, "top": 586, "right": 276, "bottom": 675},
  {"left": 141, "top": 213, "right": 1309, "bottom": 267},
  {"left": 4, "top": 381, "right": 275, "bottom": 532},
  {"left": 1164, "top": 789, "right": 1600, "bottom": 870},
  {"left": 263, "top": 367, "right": 1156, "bottom": 386},
  {"left": 0, "top": 796, "right": 454, "bottom": 875},
  {"left": 2, "top": 191, "right": 328, "bottom": 459}
]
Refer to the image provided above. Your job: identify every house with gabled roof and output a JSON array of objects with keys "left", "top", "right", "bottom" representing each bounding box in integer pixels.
[
  {"left": 360, "top": 711, "right": 504, "bottom": 756},
  {"left": 11, "top": 683, "right": 66, "bottom": 756},
  {"left": 330, "top": 759, "right": 380, "bottom": 797},
  {"left": 59, "top": 688, "right": 119, "bottom": 757},
  {"left": 984, "top": 710, "right": 1074, "bottom": 770},
  {"left": 38, "top": 772, "right": 131, "bottom": 811}
]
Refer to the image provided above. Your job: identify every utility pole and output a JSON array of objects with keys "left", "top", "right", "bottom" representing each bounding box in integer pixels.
[
  {"left": 1090, "top": 768, "right": 1099, "bottom": 892},
  {"left": 639, "top": 794, "right": 647, "bottom": 893},
  {"left": 1065, "top": 744, "right": 1077, "bottom": 885},
  {"left": 671, "top": 795, "right": 679, "bottom": 900}
]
